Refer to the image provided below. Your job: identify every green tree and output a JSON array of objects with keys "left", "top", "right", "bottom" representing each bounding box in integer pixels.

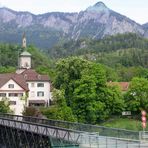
[
  {"left": 98, "top": 86, "right": 124, "bottom": 118},
  {"left": 23, "top": 106, "right": 40, "bottom": 117},
  {"left": 104, "top": 66, "right": 119, "bottom": 81},
  {"left": 41, "top": 89, "right": 77, "bottom": 122},
  {"left": 0, "top": 66, "right": 16, "bottom": 73},
  {"left": 73, "top": 74, "right": 104, "bottom": 123},
  {"left": 0, "top": 98, "right": 11, "bottom": 113},
  {"left": 125, "top": 77, "right": 148, "bottom": 113},
  {"left": 54, "top": 57, "right": 124, "bottom": 123}
]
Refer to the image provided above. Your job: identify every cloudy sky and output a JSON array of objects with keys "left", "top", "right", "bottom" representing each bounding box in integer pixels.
[{"left": 0, "top": 0, "right": 147, "bottom": 24}]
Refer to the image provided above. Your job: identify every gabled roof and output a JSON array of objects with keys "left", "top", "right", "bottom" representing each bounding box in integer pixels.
[
  {"left": 107, "top": 82, "right": 130, "bottom": 91},
  {"left": 0, "top": 74, "right": 12, "bottom": 88},
  {"left": 0, "top": 73, "right": 29, "bottom": 91},
  {"left": 0, "top": 69, "right": 50, "bottom": 91},
  {"left": 22, "top": 69, "right": 49, "bottom": 81}
]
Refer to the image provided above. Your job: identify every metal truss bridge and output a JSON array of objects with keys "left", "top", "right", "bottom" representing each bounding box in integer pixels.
[{"left": 0, "top": 114, "right": 148, "bottom": 148}]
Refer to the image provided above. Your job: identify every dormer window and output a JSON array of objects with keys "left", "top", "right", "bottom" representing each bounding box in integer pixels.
[
  {"left": 24, "top": 74, "right": 27, "bottom": 79},
  {"left": 38, "top": 75, "right": 41, "bottom": 79},
  {"left": 8, "top": 84, "right": 14, "bottom": 88}
]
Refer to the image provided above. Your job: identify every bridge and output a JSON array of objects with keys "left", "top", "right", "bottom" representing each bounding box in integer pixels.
[{"left": 0, "top": 114, "right": 148, "bottom": 148}]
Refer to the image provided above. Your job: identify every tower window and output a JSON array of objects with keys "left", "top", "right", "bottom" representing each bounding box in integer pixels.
[{"left": 25, "top": 62, "right": 29, "bottom": 67}]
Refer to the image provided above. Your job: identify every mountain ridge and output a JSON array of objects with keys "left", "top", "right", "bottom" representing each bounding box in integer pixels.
[{"left": 0, "top": 2, "right": 147, "bottom": 49}]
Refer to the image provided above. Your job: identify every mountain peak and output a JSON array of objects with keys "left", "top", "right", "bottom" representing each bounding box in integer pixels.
[
  {"left": 0, "top": 7, "right": 17, "bottom": 14},
  {"left": 86, "top": 1, "right": 109, "bottom": 13},
  {"left": 94, "top": 1, "right": 107, "bottom": 7}
]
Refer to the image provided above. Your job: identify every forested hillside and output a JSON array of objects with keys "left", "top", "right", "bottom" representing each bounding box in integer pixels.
[
  {"left": 49, "top": 33, "right": 148, "bottom": 68},
  {"left": 1, "top": 34, "right": 148, "bottom": 124},
  {"left": 0, "top": 33, "right": 148, "bottom": 81},
  {"left": 0, "top": 44, "right": 55, "bottom": 79}
]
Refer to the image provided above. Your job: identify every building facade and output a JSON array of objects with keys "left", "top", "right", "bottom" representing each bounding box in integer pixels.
[{"left": 0, "top": 35, "right": 51, "bottom": 115}]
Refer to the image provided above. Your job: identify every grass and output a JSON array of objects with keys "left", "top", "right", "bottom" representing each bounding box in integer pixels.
[{"left": 100, "top": 118, "right": 145, "bottom": 131}]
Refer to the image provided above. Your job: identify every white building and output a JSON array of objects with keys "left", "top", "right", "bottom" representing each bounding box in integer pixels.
[{"left": 0, "top": 34, "right": 51, "bottom": 115}]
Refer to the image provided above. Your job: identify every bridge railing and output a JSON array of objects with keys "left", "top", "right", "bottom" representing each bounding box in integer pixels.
[
  {"left": 0, "top": 115, "right": 83, "bottom": 147},
  {"left": 0, "top": 113, "right": 139, "bottom": 140}
]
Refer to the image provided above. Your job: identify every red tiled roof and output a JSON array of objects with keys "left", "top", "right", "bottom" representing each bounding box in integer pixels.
[
  {"left": 107, "top": 82, "right": 130, "bottom": 91},
  {"left": 0, "top": 73, "right": 29, "bottom": 91},
  {"left": 22, "top": 69, "right": 49, "bottom": 81},
  {"left": 0, "top": 69, "right": 50, "bottom": 90},
  {"left": 0, "top": 74, "right": 12, "bottom": 88}
]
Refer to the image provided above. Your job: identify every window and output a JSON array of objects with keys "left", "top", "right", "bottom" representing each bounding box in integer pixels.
[
  {"left": 38, "top": 75, "right": 41, "bottom": 79},
  {"left": 37, "top": 83, "right": 44, "bottom": 87},
  {"left": 31, "top": 83, "right": 35, "bottom": 87},
  {"left": 37, "top": 91, "right": 44, "bottom": 97},
  {"left": 9, "top": 93, "right": 18, "bottom": 97},
  {"left": 0, "top": 93, "right": 6, "bottom": 97},
  {"left": 8, "top": 84, "right": 14, "bottom": 88},
  {"left": 18, "top": 93, "right": 23, "bottom": 97},
  {"left": 9, "top": 101, "right": 16, "bottom": 105},
  {"left": 8, "top": 93, "right": 22, "bottom": 97},
  {"left": 25, "top": 62, "right": 29, "bottom": 67},
  {"left": 31, "top": 91, "right": 35, "bottom": 97}
]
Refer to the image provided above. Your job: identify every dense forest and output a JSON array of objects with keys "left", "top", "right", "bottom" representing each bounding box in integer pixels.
[
  {"left": 1, "top": 33, "right": 147, "bottom": 81},
  {"left": 49, "top": 33, "right": 148, "bottom": 68},
  {"left": 0, "top": 33, "right": 148, "bottom": 124}
]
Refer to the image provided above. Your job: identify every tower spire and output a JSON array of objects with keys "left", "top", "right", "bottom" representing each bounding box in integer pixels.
[{"left": 22, "top": 32, "right": 26, "bottom": 48}]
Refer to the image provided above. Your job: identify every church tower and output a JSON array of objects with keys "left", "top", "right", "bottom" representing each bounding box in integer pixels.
[
  {"left": 19, "top": 51, "right": 31, "bottom": 69},
  {"left": 22, "top": 32, "right": 26, "bottom": 48},
  {"left": 19, "top": 33, "right": 32, "bottom": 69}
]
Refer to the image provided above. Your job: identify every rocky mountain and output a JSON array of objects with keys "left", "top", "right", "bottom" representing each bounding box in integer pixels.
[
  {"left": 143, "top": 23, "right": 148, "bottom": 37},
  {"left": 143, "top": 23, "right": 148, "bottom": 29},
  {"left": 0, "top": 2, "right": 147, "bottom": 49}
]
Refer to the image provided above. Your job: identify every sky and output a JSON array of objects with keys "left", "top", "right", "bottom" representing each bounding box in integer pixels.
[{"left": 0, "top": 0, "right": 147, "bottom": 24}]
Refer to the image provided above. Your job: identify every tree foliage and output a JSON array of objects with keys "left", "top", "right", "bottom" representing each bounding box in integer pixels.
[
  {"left": 54, "top": 57, "right": 124, "bottom": 123},
  {"left": 49, "top": 33, "right": 148, "bottom": 68},
  {"left": 0, "top": 66, "right": 16, "bottom": 73},
  {"left": 0, "top": 98, "right": 11, "bottom": 113},
  {"left": 0, "top": 43, "right": 55, "bottom": 79},
  {"left": 23, "top": 106, "right": 41, "bottom": 117},
  {"left": 41, "top": 89, "right": 77, "bottom": 122},
  {"left": 125, "top": 77, "right": 148, "bottom": 113}
]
